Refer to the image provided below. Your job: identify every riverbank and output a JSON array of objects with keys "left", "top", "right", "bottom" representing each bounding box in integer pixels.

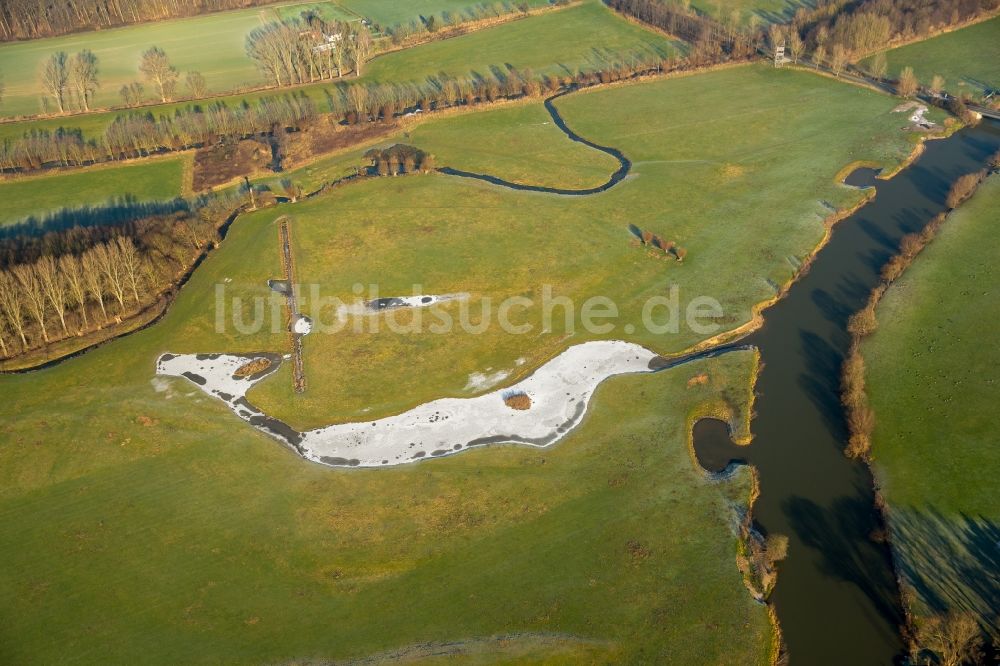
[{"left": 858, "top": 170, "right": 1000, "bottom": 657}]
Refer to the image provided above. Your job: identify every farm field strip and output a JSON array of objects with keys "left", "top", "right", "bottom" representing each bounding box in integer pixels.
[
  {"left": 864, "top": 15, "right": 1000, "bottom": 97},
  {"left": 0, "top": 0, "right": 679, "bottom": 141}
]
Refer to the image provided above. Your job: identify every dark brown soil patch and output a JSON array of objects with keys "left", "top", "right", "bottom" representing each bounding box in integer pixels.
[
  {"left": 234, "top": 358, "right": 271, "bottom": 378},
  {"left": 192, "top": 139, "right": 271, "bottom": 190},
  {"left": 504, "top": 393, "right": 532, "bottom": 410}
]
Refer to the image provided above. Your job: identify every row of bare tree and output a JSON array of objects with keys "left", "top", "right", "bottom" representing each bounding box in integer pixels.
[
  {"left": 786, "top": 0, "right": 999, "bottom": 75},
  {"left": 2, "top": 49, "right": 679, "bottom": 174},
  {"left": 0, "top": 193, "right": 234, "bottom": 358},
  {"left": 0, "top": 237, "right": 144, "bottom": 355}
]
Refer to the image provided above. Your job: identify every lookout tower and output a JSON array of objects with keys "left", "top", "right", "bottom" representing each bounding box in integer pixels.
[
  {"left": 774, "top": 45, "right": 790, "bottom": 67},
  {"left": 774, "top": 45, "right": 788, "bottom": 67}
]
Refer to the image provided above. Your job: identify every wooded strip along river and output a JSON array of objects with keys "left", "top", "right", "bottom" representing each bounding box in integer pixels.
[{"left": 695, "top": 120, "right": 1000, "bottom": 664}]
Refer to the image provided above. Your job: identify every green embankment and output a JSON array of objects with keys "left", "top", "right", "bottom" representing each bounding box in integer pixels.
[{"left": 863, "top": 176, "right": 1000, "bottom": 629}]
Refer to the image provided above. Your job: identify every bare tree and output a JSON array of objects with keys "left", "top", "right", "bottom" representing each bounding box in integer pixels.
[
  {"left": 59, "top": 254, "right": 88, "bottom": 330},
  {"left": 185, "top": 70, "right": 208, "bottom": 98},
  {"left": 115, "top": 236, "right": 143, "bottom": 304},
  {"left": 897, "top": 65, "right": 918, "bottom": 98},
  {"left": 41, "top": 51, "right": 69, "bottom": 113},
  {"left": 80, "top": 249, "right": 108, "bottom": 322},
  {"left": 69, "top": 49, "right": 99, "bottom": 111},
  {"left": 929, "top": 74, "right": 945, "bottom": 95},
  {"left": 914, "top": 612, "right": 983, "bottom": 666},
  {"left": 139, "top": 46, "right": 178, "bottom": 102},
  {"left": 348, "top": 84, "right": 368, "bottom": 120},
  {"left": 787, "top": 30, "right": 803, "bottom": 64},
  {"left": 12, "top": 263, "right": 48, "bottom": 342},
  {"left": 868, "top": 52, "right": 888, "bottom": 80},
  {"left": 94, "top": 242, "right": 126, "bottom": 312},
  {"left": 0, "top": 270, "right": 27, "bottom": 348},
  {"left": 350, "top": 27, "right": 373, "bottom": 77},
  {"left": 35, "top": 256, "right": 69, "bottom": 335},
  {"left": 0, "top": 310, "right": 8, "bottom": 356},
  {"left": 119, "top": 81, "right": 144, "bottom": 107},
  {"left": 813, "top": 45, "right": 827, "bottom": 68},
  {"left": 830, "top": 44, "right": 848, "bottom": 77}
]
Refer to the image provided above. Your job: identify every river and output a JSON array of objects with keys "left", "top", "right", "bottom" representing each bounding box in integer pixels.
[{"left": 694, "top": 120, "right": 1000, "bottom": 664}]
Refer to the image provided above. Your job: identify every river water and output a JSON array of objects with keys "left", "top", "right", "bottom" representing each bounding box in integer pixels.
[{"left": 694, "top": 120, "right": 1000, "bottom": 664}]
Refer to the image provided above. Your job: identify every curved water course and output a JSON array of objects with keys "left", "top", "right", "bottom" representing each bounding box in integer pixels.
[
  {"left": 438, "top": 89, "right": 632, "bottom": 194},
  {"left": 694, "top": 120, "right": 1000, "bottom": 664}
]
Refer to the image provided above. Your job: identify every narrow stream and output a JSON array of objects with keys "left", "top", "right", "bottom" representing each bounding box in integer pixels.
[{"left": 694, "top": 120, "right": 1000, "bottom": 664}]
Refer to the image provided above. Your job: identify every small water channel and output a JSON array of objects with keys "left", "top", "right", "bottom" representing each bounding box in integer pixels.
[{"left": 694, "top": 120, "right": 1000, "bottom": 664}]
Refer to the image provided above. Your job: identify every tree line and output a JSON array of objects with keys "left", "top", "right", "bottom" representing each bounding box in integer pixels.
[
  {"left": 1, "top": 50, "right": 679, "bottom": 174},
  {"left": 0, "top": 195, "right": 234, "bottom": 359},
  {"left": 0, "top": 0, "right": 286, "bottom": 42},
  {"left": 774, "top": 0, "right": 999, "bottom": 83}
]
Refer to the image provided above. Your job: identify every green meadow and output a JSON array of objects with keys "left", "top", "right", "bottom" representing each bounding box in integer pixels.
[
  {"left": 0, "top": 2, "right": 296, "bottom": 118},
  {"left": 233, "top": 65, "right": 934, "bottom": 428},
  {"left": 0, "top": 0, "right": 678, "bottom": 141},
  {"left": 0, "top": 155, "right": 187, "bottom": 227},
  {"left": 0, "top": 163, "right": 773, "bottom": 661},
  {"left": 865, "top": 16, "right": 1000, "bottom": 97},
  {"left": 683, "top": 0, "right": 814, "bottom": 25},
  {"left": 863, "top": 176, "right": 1000, "bottom": 630},
  {"left": 340, "top": 0, "right": 549, "bottom": 27}
]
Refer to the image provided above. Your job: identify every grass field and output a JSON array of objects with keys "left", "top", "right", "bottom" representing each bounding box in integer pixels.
[
  {"left": 682, "top": 0, "right": 814, "bottom": 25},
  {"left": 363, "top": 1, "right": 680, "bottom": 83},
  {"left": 864, "top": 16, "right": 1000, "bottom": 97},
  {"left": 0, "top": 1, "right": 360, "bottom": 119},
  {"left": 340, "top": 0, "right": 549, "bottom": 27},
  {"left": 227, "top": 65, "right": 937, "bottom": 428},
  {"left": 0, "top": 170, "right": 773, "bottom": 661},
  {"left": 0, "top": 0, "right": 677, "bottom": 142},
  {"left": 0, "top": 155, "right": 188, "bottom": 227},
  {"left": 863, "top": 175, "right": 1000, "bottom": 629}
]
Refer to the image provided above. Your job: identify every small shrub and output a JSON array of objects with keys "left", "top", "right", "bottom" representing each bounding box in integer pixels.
[{"left": 946, "top": 170, "right": 985, "bottom": 209}]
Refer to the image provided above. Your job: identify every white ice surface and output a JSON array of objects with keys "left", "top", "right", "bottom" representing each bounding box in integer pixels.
[{"left": 156, "top": 340, "right": 658, "bottom": 468}]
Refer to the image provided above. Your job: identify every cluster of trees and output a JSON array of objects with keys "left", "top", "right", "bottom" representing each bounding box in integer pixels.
[
  {"left": 363, "top": 144, "right": 434, "bottom": 176},
  {"left": 36, "top": 45, "right": 202, "bottom": 116},
  {"left": 0, "top": 197, "right": 232, "bottom": 358},
  {"left": 783, "top": 0, "right": 999, "bottom": 78},
  {"left": 2, "top": 49, "right": 678, "bottom": 174},
  {"left": 635, "top": 227, "right": 687, "bottom": 261},
  {"left": 40, "top": 50, "right": 99, "bottom": 113},
  {"left": 246, "top": 16, "right": 372, "bottom": 86},
  {"left": 605, "top": 0, "right": 760, "bottom": 63},
  {"left": 0, "top": 0, "right": 286, "bottom": 41}
]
